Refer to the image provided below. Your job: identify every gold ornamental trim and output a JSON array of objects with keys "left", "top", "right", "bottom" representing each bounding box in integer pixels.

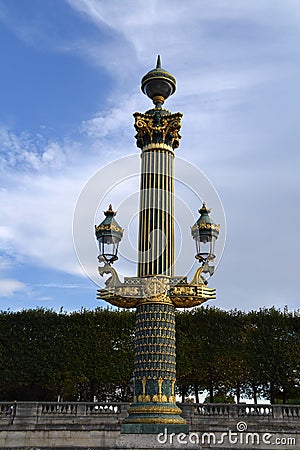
[
  {"left": 168, "top": 395, "right": 177, "bottom": 404},
  {"left": 191, "top": 222, "right": 220, "bottom": 232},
  {"left": 138, "top": 377, "right": 151, "bottom": 402},
  {"left": 134, "top": 374, "right": 176, "bottom": 380},
  {"left": 152, "top": 376, "right": 172, "bottom": 403},
  {"left": 95, "top": 223, "right": 123, "bottom": 233},
  {"left": 134, "top": 111, "right": 183, "bottom": 151},
  {"left": 124, "top": 417, "right": 186, "bottom": 424},
  {"left": 128, "top": 406, "right": 182, "bottom": 415},
  {"left": 137, "top": 297, "right": 174, "bottom": 306},
  {"left": 141, "top": 143, "right": 174, "bottom": 153},
  {"left": 138, "top": 394, "right": 151, "bottom": 402},
  {"left": 97, "top": 266, "right": 216, "bottom": 308},
  {"left": 153, "top": 95, "right": 165, "bottom": 104}
]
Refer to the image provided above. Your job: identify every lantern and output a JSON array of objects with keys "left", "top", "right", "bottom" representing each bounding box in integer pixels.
[
  {"left": 95, "top": 205, "right": 123, "bottom": 265},
  {"left": 191, "top": 203, "right": 220, "bottom": 264}
]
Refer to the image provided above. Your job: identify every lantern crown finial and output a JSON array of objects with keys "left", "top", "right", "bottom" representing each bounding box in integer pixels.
[
  {"left": 104, "top": 204, "right": 116, "bottom": 217},
  {"left": 199, "top": 202, "right": 211, "bottom": 215}
]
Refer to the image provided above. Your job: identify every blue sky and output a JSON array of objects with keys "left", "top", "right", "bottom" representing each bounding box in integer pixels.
[{"left": 1, "top": 0, "right": 300, "bottom": 312}]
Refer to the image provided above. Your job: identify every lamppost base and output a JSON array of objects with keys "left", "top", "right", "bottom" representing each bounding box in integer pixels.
[{"left": 121, "top": 401, "right": 188, "bottom": 434}]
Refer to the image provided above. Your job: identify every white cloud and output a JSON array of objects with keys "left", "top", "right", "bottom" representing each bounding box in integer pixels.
[
  {"left": 0, "top": 255, "right": 14, "bottom": 271},
  {"left": 0, "top": 279, "right": 26, "bottom": 297},
  {"left": 81, "top": 93, "right": 140, "bottom": 139},
  {"left": 66, "top": 0, "right": 299, "bottom": 67},
  {"left": 1, "top": 170, "right": 82, "bottom": 275},
  {"left": 35, "top": 283, "right": 93, "bottom": 289},
  {"left": 0, "top": 128, "right": 72, "bottom": 171},
  {"left": 0, "top": 119, "right": 137, "bottom": 283}
]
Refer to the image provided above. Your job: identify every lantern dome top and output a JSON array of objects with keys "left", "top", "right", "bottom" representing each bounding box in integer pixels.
[
  {"left": 191, "top": 202, "right": 220, "bottom": 236},
  {"left": 198, "top": 203, "right": 213, "bottom": 225},
  {"left": 95, "top": 204, "right": 123, "bottom": 240},
  {"left": 141, "top": 55, "right": 176, "bottom": 106}
]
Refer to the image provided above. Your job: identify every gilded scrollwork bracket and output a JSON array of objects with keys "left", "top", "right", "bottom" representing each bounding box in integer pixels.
[{"left": 97, "top": 263, "right": 216, "bottom": 309}]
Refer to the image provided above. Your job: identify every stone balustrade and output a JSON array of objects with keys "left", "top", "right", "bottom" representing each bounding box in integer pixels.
[
  {"left": 1, "top": 401, "right": 300, "bottom": 425},
  {"left": 191, "top": 402, "right": 300, "bottom": 419},
  {"left": 40, "top": 401, "right": 122, "bottom": 415},
  {"left": 1, "top": 402, "right": 300, "bottom": 449}
]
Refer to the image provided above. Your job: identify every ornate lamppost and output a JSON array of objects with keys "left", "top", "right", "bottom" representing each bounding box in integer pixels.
[{"left": 95, "top": 57, "right": 220, "bottom": 434}]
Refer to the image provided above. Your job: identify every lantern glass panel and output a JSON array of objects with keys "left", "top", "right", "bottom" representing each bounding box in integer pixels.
[
  {"left": 98, "top": 235, "right": 120, "bottom": 263},
  {"left": 210, "top": 235, "right": 216, "bottom": 260},
  {"left": 198, "top": 240, "right": 211, "bottom": 261},
  {"left": 194, "top": 230, "right": 217, "bottom": 262}
]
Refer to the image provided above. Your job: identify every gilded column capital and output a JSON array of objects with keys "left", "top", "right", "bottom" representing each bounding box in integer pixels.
[{"left": 133, "top": 109, "right": 183, "bottom": 151}]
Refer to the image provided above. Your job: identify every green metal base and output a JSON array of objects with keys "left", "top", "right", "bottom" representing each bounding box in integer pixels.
[{"left": 121, "top": 423, "right": 189, "bottom": 434}]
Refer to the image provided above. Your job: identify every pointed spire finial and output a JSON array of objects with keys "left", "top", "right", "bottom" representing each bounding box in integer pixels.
[
  {"left": 156, "top": 55, "right": 162, "bottom": 69},
  {"left": 199, "top": 202, "right": 211, "bottom": 214},
  {"left": 141, "top": 56, "right": 176, "bottom": 105},
  {"left": 104, "top": 204, "right": 116, "bottom": 216}
]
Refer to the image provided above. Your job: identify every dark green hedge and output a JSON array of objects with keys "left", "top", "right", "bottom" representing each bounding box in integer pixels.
[{"left": 0, "top": 307, "right": 299, "bottom": 403}]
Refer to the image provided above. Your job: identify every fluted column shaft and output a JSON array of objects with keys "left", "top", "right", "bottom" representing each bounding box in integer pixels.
[
  {"left": 134, "top": 109, "right": 182, "bottom": 277},
  {"left": 138, "top": 148, "right": 174, "bottom": 277}
]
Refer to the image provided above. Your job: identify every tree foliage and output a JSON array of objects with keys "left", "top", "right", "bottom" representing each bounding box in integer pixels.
[
  {"left": 176, "top": 307, "right": 300, "bottom": 403},
  {"left": 0, "top": 306, "right": 299, "bottom": 403},
  {"left": 0, "top": 308, "right": 135, "bottom": 401}
]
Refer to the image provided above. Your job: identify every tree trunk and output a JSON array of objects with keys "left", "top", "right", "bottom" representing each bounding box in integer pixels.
[
  {"left": 282, "top": 387, "right": 287, "bottom": 404},
  {"left": 181, "top": 385, "right": 187, "bottom": 403},
  {"left": 270, "top": 381, "right": 275, "bottom": 404},
  {"left": 252, "top": 382, "right": 258, "bottom": 404},
  {"left": 209, "top": 379, "right": 214, "bottom": 403},
  {"left": 194, "top": 384, "right": 200, "bottom": 403},
  {"left": 236, "top": 384, "right": 241, "bottom": 404},
  {"left": 89, "top": 380, "right": 95, "bottom": 402}
]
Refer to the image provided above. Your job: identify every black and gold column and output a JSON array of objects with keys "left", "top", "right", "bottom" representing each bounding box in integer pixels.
[
  {"left": 96, "top": 57, "right": 219, "bottom": 435},
  {"left": 121, "top": 58, "right": 186, "bottom": 433}
]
